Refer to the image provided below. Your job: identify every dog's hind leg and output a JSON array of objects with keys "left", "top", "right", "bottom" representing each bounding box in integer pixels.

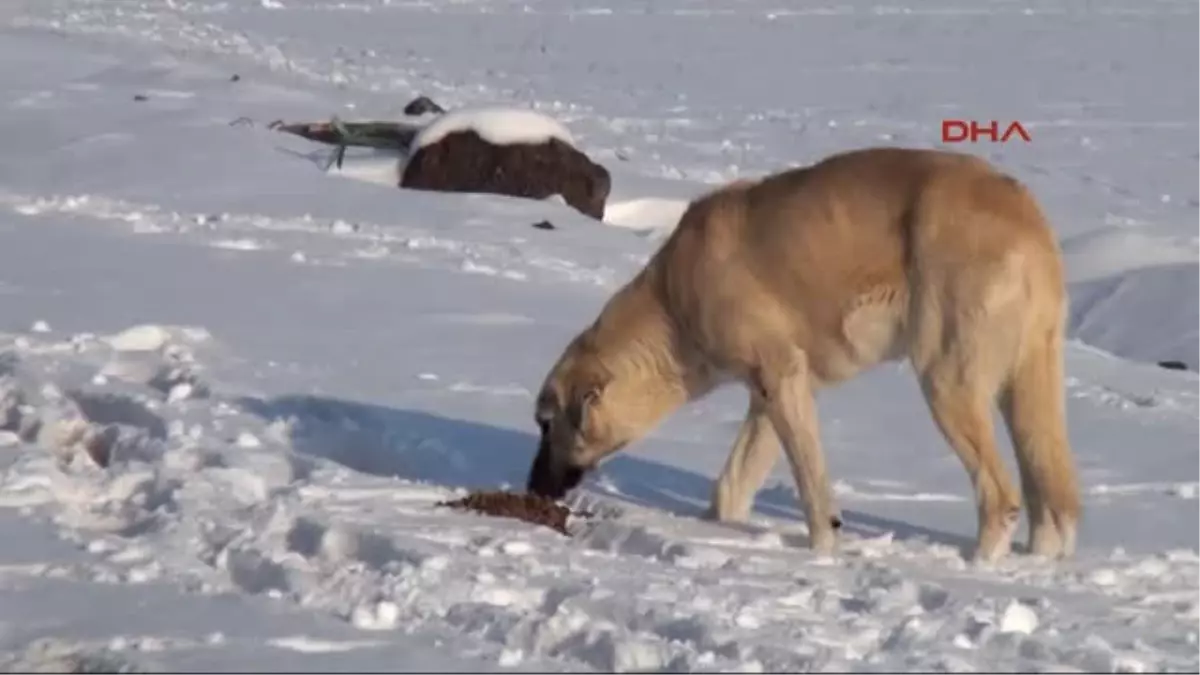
[
  {"left": 907, "top": 226, "right": 1027, "bottom": 562},
  {"left": 918, "top": 363, "right": 1021, "bottom": 563},
  {"left": 910, "top": 278, "right": 1026, "bottom": 564}
]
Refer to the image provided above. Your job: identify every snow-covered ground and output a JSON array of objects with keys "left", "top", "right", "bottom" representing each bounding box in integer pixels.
[{"left": 1, "top": 0, "right": 1197, "bottom": 671}]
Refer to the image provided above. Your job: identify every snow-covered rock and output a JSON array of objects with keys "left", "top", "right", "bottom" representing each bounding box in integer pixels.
[{"left": 400, "top": 107, "right": 611, "bottom": 219}]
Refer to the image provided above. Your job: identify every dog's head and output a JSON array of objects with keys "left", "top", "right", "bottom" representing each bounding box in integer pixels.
[
  {"left": 525, "top": 342, "right": 624, "bottom": 499},
  {"left": 525, "top": 327, "right": 684, "bottom": 499}
]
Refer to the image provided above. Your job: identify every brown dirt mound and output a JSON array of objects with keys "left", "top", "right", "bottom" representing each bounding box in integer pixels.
[
  {"left": 436, "top": 490, "right": 590, "bottom": 536},
  {"left": 400, "top": 129, "right": 612, "bottom": 220}
]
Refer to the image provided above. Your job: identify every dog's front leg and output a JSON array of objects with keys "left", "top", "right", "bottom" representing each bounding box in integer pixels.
[
  {"left": 709, "top": 396, "right": 780, "bottom": 523},
  {"left": 754, "top": 346, "right": 839, "bottom": 555}
]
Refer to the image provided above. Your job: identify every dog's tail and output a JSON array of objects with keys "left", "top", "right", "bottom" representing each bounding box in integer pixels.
[{"left": 1000, "top": 313, "right": 1081, "bottom": 557}]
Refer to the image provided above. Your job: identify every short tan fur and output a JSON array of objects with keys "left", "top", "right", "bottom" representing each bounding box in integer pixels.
[{"left": 526, "top": 146, "right": 1081, "bottom": 562}]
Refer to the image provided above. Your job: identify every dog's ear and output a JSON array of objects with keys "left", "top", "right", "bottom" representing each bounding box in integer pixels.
[
  {"left": 565, "top": 384, "right": 604, "bottom": 431},
  {"left": 534, "top": 389, "right": 558, "bottom": 432}
]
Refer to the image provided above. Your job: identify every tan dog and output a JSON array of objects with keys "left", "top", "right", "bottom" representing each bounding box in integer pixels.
[{"left": 526, "top": 146, "right": 1080, "bottom": 562}]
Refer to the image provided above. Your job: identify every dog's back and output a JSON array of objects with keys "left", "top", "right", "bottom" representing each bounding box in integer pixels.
[{"left": 652, "top": 146, "right": 1063, "bottom": 385}]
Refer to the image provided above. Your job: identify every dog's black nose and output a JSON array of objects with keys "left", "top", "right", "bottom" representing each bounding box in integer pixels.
[
  {"left": 526, "top": 437, "right": 565, "bottom": 498},
  {"left": 526, "top": 463, "right": 585, "bottom": 500},
  {"left": 560, "top": 464, "right": 585, "bottom": 493},
  {"left": 527, "top": 469, "right": 566, "bottom": 499}
]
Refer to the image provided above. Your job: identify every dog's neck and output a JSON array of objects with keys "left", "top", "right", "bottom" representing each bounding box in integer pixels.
[{"left": 588, "top": 270, "right": 715, "bottom": 418}]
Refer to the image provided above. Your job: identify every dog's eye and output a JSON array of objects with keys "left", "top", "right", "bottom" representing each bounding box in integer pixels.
[{"left": 564, "top": 400, "right": 582, "bottom": 431}]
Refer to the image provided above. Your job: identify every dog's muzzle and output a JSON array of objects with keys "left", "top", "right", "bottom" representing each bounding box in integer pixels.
[{"left": 526, "top": 435, "right": 585, "bottom": 499}]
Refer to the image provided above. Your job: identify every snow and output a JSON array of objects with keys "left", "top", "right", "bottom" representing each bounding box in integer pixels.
[
  {"left": 998, "top": 601, "right": 1040, "bottom": 636},
  {"left": 411, "top": 107, "right": 577, "bottom": 151},
  {"left": 0, "top": 0, "right": 1197, "bottom": 671}
]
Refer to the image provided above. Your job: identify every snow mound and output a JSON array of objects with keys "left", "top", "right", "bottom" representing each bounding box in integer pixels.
[
  {"left": 1069, "top": 262, "right": 1198, "bottom": 370},
  {"left": 1060, "top": 227, "right": 1198, "bottom": 284},
  {"left": 411, "top": 107, "right": 576, "bottom": 151},
  {"left": 602, "top": 197, "right": 689, "bottom": 232}
]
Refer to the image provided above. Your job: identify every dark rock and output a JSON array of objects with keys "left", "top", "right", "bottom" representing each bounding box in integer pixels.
[
  {"left": 230, "top": 74, "right": 241, "bottom": 82},
  {"left": 403, "top": 95, "right": 446, "bottom": 117},
  {"left": 400, "top": 129, "right": 611, "bottom": 219},
  {"left": 1158, "top": 360, "right": 1189, "bottom": 371},
  {"left": 133, "top": 94, "right": 148, "bottom": 102},
  {"left": 532, "top": 220, "right": 556, "bottom": 230}
]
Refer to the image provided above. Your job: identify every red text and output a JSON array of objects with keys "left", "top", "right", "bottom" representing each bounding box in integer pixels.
[{"left": 941, "top": 120, "right": 1032, "bottom": 143}]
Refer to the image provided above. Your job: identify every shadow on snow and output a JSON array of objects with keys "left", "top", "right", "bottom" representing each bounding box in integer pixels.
[{"left": 236, "top": 393, "right": 973, "bottom": 553}]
